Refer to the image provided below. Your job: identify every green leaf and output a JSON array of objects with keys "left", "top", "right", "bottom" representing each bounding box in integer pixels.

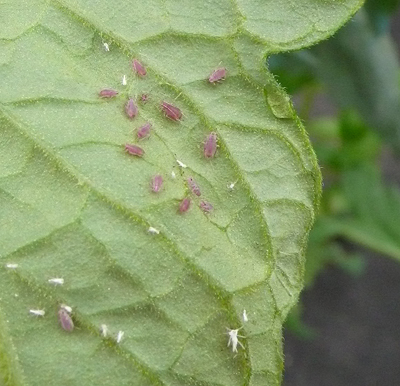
[
  {"left": 318, "top": 165, "right": 400, "bottom": 260},
  {"left": 0, "top": 1, "right": 361, "bottom": 385},
  {"left": 310, "top": 9, "right": 400, "bottom": 151},
  {"left": 323, "top": 166, "right": 400, "bottom": 262},
  {"left": 307, "top": 113, "right": 382, "bottom": 172},
  {"left": 366, "top": 0, "right": 400, "bottom": 14},
  {"left": 270, "top": 8, "right": 400, "bottom": 153}
]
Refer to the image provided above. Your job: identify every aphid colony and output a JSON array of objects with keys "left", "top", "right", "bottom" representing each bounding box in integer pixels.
[
  {"left": 21, "top": 55, "right": 241, "bottom": 351},
  {"left": 98, "top": 58, "right": 227, "bottom": 215}
]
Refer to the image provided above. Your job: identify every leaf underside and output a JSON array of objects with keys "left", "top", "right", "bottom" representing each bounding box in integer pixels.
[{"left": 0, "top": 1, "right": 362, "bottom": 385}]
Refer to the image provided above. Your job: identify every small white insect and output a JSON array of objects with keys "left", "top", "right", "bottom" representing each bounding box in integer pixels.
[
  {"left": 103, "top": 42, "right": 110, "bottom": 51},
  {"left": 29, "top": 309, "right": 45, "bottom": 317},
  {"left": 176, "top": 160, "right": 187, "bottom": 168},
  {"left": 171, "top": 171, "right": 176, "bottom": 179},
  {"left": 227, "top": 180, "right": 238, "bottom": 191},
  {"left": 60, "top": 304, "right": 72, "bottom": 314},
  {"left": 48, "top": 278, "right": 64, "bottom": 285},
  {"left": 5, "top": 263, "right": 18, "bottom": 269},
  {"left": 148, "top": 226, "right": 160, "bottom": 235},
  {"left": 122, "top": 75, "right": 127, "bottom": 86},
  {"left": 227, "top": 327, "right": 244, "bottom": 353},
  {"left": 100, "top": 324, "right": 108, "bottom": 337},
  {"left": 116, "top": 330, "right": 124, "bottom": 343},
  {"left": 242, "top": 309, "right": 248, "bottom": 322}
]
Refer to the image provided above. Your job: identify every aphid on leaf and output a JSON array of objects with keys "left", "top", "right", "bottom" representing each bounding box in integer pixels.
[
  {"left": 227, "top": 327, "right": 244, "bottom": 353},
  {"left": 187, "top": 177, "right": 201, "bottom": 196},
  {"left": 132, "top": 59, "right": 146, "bottom": 77},
  {"left": 99, "top": 89, "right": 118, "bottom": 98},
  {"left": 117, "top": 330, "right": 124, "bottom": 343},
  {"left": 48, "top": 278, "right": 64, "bottom": 285},
  {"left": 200, "top": 200, "right": 213, "bottom": 213},
  {"left": 100, "top": 324, "right": 108, "bottom": 337},
  {"left": 125, "top": 144, "right": 144, "bottom": 157},
  {"left": 148, "top": 227, "right": 160, "bottom": 235},
  {"left": 137, "top": 123, "right": 151, "bottom": 139},
  {"left": 242, "top": 309, "right": 248, "bottom": 323},
  {"left": 125, "top": 98, "right": 138, "bottom": 119},
  {"left": 161, "top": 101, "right": 182, "bottom": 121},
  {"left": 151, "top": 175, "right": 163, "bottom": 193},
  {"left": 204, "top": 132, "right": 217, "bottom": 158},
  {"left": 227, "top": 180, "right": 238, "bottom": 191},
  {"left": 176, "top": 159, "right": 187, "bottom": 168},
  {"left": 141, "top": 94, "right": 149, "bottom": 103},
  {"left": 29, "top": 309, "right": 45, "bottom": 316},
  {"left": 103, "top": 42, "right": 110, "bottom": 52},
  {"left": 171, "top": 171, "right": 176, "bottom": 179},
  {"left": 179, "top": 198, "right": 191, "bottom": 213},
  {"left": 58, "top": 306, "right": 74, "bottom": 332},
  {"left": 209, "top": 67, "right": 226, "bottom": 83}
]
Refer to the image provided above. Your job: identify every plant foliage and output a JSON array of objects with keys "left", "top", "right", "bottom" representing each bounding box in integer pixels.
[{"left": 0, "top": 1, "right": 363, "bottom": 385}]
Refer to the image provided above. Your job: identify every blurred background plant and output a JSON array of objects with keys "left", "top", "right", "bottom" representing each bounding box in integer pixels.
[{"left": 268, "top": 0, "right": 400, "bottom": 384}]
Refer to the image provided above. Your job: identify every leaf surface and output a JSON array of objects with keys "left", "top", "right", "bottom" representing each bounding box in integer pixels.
[{"left": 0, "top": 1, "right": 362, "bottom": 385}]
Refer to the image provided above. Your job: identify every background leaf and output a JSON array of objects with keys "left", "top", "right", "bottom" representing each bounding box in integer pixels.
[
  {"left": 269, "top": 8, "right": 400, "bottom": 152},
  {"left": 0, "top": 1, "right": 363, "bottom": 385},
  {"left": 322, "top": 166, "right": 400, "bottom": 261}
]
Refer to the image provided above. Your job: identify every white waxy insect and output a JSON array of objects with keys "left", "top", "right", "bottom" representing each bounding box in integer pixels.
[
  {"left": 176, "top": 160, "right": 187, "bottom": 168},
  {"left": 117, "top": 330, "right": 124, "bottom": 343},
  {"left": 227, "top": 180, "right": 238, "bottom": 191},
  {"left": 122, "top": 75, "right": 127, "bottom": 86},
  {"left": 103, "top": 42, "right": 110, "bottom": 51},
  {"left": 48, "top": 278, "right": 64, "bottom": 285},
  {"left": 171, "top": 171, "right": 176, "bottom": 179},
  {"left": 242, "top": 309, "right": 248, "bottom": 322},
  {"left": 227, "top": 327, "right": 244, "bottom": 353},
  {"left": 29, "top": 309, "right": 45, "bottom": 316},
  {"left": 148, "top": 227, "right": 160, "bottom": 235},
  {"left": 100, "top": 324, "right": 108, "bottom": 337},
  {"left": 5, "top": 263, "right": 18, "bottom": 269},
  {"left": 60, "top": 304, "right": 72, "bottom": 314}
]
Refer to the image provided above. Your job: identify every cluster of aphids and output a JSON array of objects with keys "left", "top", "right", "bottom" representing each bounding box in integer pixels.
[
  {"left": 99, "top": 59, "right": 227, "bottom": 215},
  {"left": 16, "top": 61, "right": 237, "bottom": 345}
]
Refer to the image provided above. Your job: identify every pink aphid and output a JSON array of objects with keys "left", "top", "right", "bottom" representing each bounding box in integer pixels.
[
  {"left": 179, "top": 198, "right": 191, "bottom": 213},
  {"left": 187, "top": 177, "right": 201, "bottom": 196},
  {"left": 58, "top": 308, "right": 74, "bottom": 332},
  {"left": 132, "top": 59, "right": 147, "bottom": 77},
  {"left": 141, "top": 94, "right": 149, "bottom": 103},
  {"left": 151, "top": 174, "right": 163, "bottom": 193},
  {"left": 125, "top": 144, "right": 144, "bottom": 157},
  {"left": 99, "top": 89, "right": 118, "bottom": 98},
  {"left": 161, "top": 101, "right": 182, "bottom": 121},
  {"left": 137, "top": 123, "right": 152, "bottom": 139},
  {"left": 208, "top": 67, "right": 226, "bottom": 83},
  {"left": 200, "top": 200, "right": 213, "bottom": 213},
  {"left": 204, "top": 132, "right": 217, "bottom": 158},
  {"left": 125, "top": 98, "right": 138, "bottom": 119}
]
